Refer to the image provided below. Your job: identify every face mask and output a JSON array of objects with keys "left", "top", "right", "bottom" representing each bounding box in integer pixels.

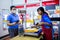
[{"left": 12, "top": 10, "right": 16, "bottom": 13}]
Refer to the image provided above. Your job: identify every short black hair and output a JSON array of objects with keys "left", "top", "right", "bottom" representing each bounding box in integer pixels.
[
  {"left": 37, "top": 7, "right": 45, "bottom": 12},
  {"left": 10, "top": 6, "right": 16, "bottom": 10}
]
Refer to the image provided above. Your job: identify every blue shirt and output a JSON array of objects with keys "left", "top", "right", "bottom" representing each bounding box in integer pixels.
[
  {"left": 7, "top": 13, "right": 19, "bottom": 29},
  {"left": 41, "top": 13, "right": 52, "bottom": 29}
]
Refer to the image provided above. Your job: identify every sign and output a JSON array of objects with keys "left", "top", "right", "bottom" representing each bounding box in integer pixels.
[
  {"left": 55, "top": 6, "right": 60, "bottom": 14},
  {"left": 16, "top": 3, "right": 40, "bottom": 8},
  {"left": 42, "top": 0, "right": 59, "bottom": 6},
  {"left": 42, "top": 0, "right": 54, "bottom": 2}
]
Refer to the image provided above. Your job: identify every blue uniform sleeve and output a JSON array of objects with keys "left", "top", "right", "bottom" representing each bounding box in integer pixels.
[
  {"left": 7, "top": 15, "right": 11, "bottom": 21},
  {"left": 43, "top": 14, "right": 52, "bottom": 25}
]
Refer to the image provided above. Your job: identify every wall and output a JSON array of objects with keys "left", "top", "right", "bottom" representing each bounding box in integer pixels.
[
  {"left": 0, "top": 0, "right": 12, "bottom": 37},
  {"left": 13, "top": 0, "right": 25, "bottom": 5},
  {"left": 0, "top": 0, "right": 11, "bottom": 9}
]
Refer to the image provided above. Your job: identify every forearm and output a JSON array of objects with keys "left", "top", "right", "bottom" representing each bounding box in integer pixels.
[
  {"left": 37, "top": 22, "right": 52, "bottom": 26},
  {"left": 7, "top": 23, "right": 15, "bottom": 26},
  {"left": 43, "top": 22, "right": 52, "bottom": 26}
]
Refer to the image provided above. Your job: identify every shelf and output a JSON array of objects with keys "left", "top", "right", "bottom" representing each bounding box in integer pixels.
[{"left": 50, "top": 17, "right": 60, "bottom": 21}]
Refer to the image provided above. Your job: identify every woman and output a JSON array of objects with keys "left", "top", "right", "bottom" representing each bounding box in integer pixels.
[{"left": 37, "top": 7, "right": 52, "bottom": 40}]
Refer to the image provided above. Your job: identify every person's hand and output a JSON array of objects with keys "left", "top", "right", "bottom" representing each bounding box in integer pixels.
[
  {"left": 41, "top": 32, "right": 44, "bottom": 35},
  {"left": 41, "top": 22, "right": 45, "bottom": 24},
  {"left": 31, "top": 25, "right": 37, "bottom": 28},
  {"left": 38, "top": 22, "right": 43, "bottom": 25},
  {"left": 39, "top": 22, "right": 46, "bottom": 25},
  {"left": 18, "top": 22, "right": 21, "bottom": 24},
  {"left": 16, "top": 20, "right": 21, "bottom": 24},
  {"left": 12, "top": 22, "right": 16, "bottom": 25}
]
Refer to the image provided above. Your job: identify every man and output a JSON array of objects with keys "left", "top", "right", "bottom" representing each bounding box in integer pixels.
[{"left": 7, "top": 6, "right": 20, "bottom": 38}]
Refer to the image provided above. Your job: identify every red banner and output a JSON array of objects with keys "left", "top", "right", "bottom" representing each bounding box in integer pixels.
[
  {"left": 42, "top": 0, "right": 54, "bottom": 2},
  {"left": 16, "top": 5, "right": 24, "bottom": 8},
  {"left": 26, "top": 3, "right": 40, "bottom": 8},
  {"left": 42, "top": 0, "right": 59, "bottom": 6},
  {"left": 16, "top": 0, "right": 59, "bottom": 8}
]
